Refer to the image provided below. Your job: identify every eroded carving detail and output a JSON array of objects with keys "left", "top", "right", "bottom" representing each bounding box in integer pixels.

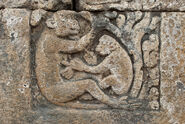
[
  {"left": 78, "top": 0, "right": 140, "bottom": 11},
  {"left": 35, "top": 10, "right": 161, "bottom": 110}
]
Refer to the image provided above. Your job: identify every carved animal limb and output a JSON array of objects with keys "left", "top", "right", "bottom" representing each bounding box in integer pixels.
[
  {"left": 44, "top": 29, "right": 97, "bottom": 54},
  {"left": 65, "top": 35, "right": 133, "bottom": 96},
  {"left": 36, "top": 9, "right": 122, "bottom": 107},
  {"left": 43, "top": 79, "right": 119, "bottom": 108}
]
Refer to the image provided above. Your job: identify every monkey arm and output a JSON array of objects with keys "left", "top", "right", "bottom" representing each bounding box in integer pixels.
[
  {"left": 55, "top": 29, "right": 96, "bottom": 53},
  {"left": 68, "top": 56, "right": 110, "bottom": 74},
  {"left": 84, "top": 64, "right": 108, "bottom": 74},
  {"left": 83, "top": 58, "right": 110, "bottom": 74},
  {"left": 67, "top": 57, "right": 108, "bottom": 74}
]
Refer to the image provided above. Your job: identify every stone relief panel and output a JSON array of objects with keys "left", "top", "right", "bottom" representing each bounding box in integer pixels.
[{"left": 34, "top": 10, "right": 161, "bottom": 110}]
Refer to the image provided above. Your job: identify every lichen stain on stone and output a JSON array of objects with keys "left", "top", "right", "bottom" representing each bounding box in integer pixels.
[{"left": 176, "top": 81, "right": 185, "bottom": 91}]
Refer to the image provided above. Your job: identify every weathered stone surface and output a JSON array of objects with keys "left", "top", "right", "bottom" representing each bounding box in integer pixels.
[
  {"left": 142, "top": 0, "right": 185, "bottom": 11},
  {"left": 31, "top": 108, "right": 154, "bottom": 124},
  {"left": 157, "top": 12, "right": 185, "bottom": 124},
  {"left": 78, "top": 0, "right": 142, "bottom": 11},
  {"left": 78, "top": 0, "right": 185, "bottom": 11},
  {"left": 1, "top": 0, "right": 185, "bottom": 11},
  {"left": 0, "top": 9, "right": 32, "bottom": 123},
  {"left": 1, "top": 0, "right": 30, "bottom": 8},
  {"left": 34, "top": 10, "right": 161, "bottom": 111},
  {"left": 0, "top": 0, "right": 72, "bottom": 10},
  {"left": 30, "top": 10, "right": 184, "bottom": 123},
  {"left": 31, "top": 0, "right": 72, "bottom": 10},
  {"left": 0, "top": 1, "right": 184, "bottom": 124},
  {"left": 30, "top": 9, "right": 47, "bottom": 26}
]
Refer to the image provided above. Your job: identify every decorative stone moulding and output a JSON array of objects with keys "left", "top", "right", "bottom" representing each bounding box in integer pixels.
[{"left": 77, "top": 0, "right": 185, "bottom": 11}]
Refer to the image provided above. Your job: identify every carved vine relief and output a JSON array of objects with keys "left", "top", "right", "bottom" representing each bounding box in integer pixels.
[{"left": 35, "top": 10, "right": 161, "bottom": 110}]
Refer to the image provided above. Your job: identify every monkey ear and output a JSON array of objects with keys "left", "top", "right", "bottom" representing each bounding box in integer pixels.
[{"left": 79, "top": 11, "right": 93, "bottom": 22}]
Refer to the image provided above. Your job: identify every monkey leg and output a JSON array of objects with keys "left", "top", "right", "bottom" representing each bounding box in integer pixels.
[
  {"left": 100, "top": 75, "right": 126, "bottom": 95},
  {"left": 42, "top": 79, "right": 119, "bottom": 107}
]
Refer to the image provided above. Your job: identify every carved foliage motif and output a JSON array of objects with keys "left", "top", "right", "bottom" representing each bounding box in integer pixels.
[{"left": 35, "top": 10, "right": 161, "bottom": 110}]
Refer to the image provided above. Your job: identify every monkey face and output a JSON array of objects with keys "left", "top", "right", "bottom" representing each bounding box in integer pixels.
[
  {"left": 55, "top": 18, "right": 80, "bottom": 37},
  {"left": 46, "top": 11, "right": 80, "bottom": 37},
  {"left": 96, "top": 35, "right": 118, "bottom": 56}
]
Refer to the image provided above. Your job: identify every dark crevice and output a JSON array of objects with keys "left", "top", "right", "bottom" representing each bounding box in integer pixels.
[
  {"left": 72, "top": 0, "right": 77, "bottom": 11},
  {"left": 29, "top": 15, "right": 47, "bottom": 109},
  {"left": 157, "top": 13, "right": 162, "bottom": 111},
  {"left": 0, "top": 6, "right": 5, "bottom": 10},
  {"left": 29, "top": 11, "right": 38, "bottom": 109},
  {"left": 132, "top": 13, "right": 145, "bottom": 29}
]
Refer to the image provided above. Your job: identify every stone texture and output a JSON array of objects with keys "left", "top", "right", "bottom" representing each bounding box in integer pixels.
[
  {"left": 31, "top": 0, "right": 72, "bottom": 10},
  {"left": 30, "top": 10, "right": 185, "bottom": 123},
  {"left": 0, "top": 0, "right": 30, "bottom": 8},
  {"left": 0, "top": 0, "right": 72, "bottom": 10},
  {"left": 1, "top": 0, "right": 185, "bottom": 11},
  {"left": 78, "top": 0, "right": 185, "bottom": 11},
  {"left": 157, "top": 12, "right": 185, "bottom": 124},
  {"left": 0, "top": 1, "right": 184, "bottom": 124},
  {"left": 34, "top": 10, "right": 161, "bottom": 111},
  {"left": 30, "top": 9, "right": 47, "bottom": 26},
  {"left": 142, "top": 0, "right": 185, "bottom": 11},
  {"left": 0, "top": 9, "right": 32, "bottom": 123}
]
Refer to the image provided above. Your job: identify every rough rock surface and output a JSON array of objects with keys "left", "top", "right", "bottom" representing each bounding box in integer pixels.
[
  {"left": 0, "top": 1, "right": 185, "bottom": 124},
  {"left": 78, "top": 0, "right": 185, "bottom": 11},
  {"left": 0, "top": 0, "right": 72, "bottom": 10},
  {"left": 0, "top": 9, "right": 32, "bottom": 123},
  {"left": 30, "top": 9, "right": 47, "bottom": 26},
  {"left": 158, "top": 12, "right": 185, "bottom": 124},
  {"left": 31, "top": 0, "right": 72, "bottom": 10},
  {"left": 0, "top": 0, "right": 30, "bottom": 8},
  {"left": 142, "top": 0, "right": 185, "bottom": 11}
]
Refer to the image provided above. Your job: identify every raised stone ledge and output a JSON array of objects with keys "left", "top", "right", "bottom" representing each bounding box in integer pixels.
[
  {"left": 0, "top": 0, "right": 72, "bottom": 10},
  {"left": 77, "top": 0, "right": 185, "bottom": 12},
  {"left": 0, "top": 0, "right": 185, "bottom": 12}
]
